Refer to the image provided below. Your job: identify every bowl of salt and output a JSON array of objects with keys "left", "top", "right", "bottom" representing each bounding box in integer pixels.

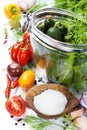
[{"left": 25, "top": 84, "right": 79, "bottom": 119}]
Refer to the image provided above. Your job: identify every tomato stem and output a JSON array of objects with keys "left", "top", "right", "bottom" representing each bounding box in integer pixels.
[{"left": 11, "top": 7, "right": 17, "bottom": 14}]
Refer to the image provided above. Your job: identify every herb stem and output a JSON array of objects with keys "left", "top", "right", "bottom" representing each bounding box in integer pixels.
[{"left": 51, "top": 122, "right": 65, "bottom": 128}]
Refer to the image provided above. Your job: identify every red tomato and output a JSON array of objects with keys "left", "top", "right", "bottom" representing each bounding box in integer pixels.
[
  {"left": 17, "top": 48, "right": 30, "bottom": 66},
  {"left": 27, "top": 42, "right": 34, "bottom": 61},
  {"left": 23, "top": 31, "right": 30, "bottom": 44},
  {"left": 10, "top": 42, "right": 24, "bottom": 62},
  {"left": 5, "top": 95, "right": 26, "bottom": 116},
  {"left": 23, "top": 31, "right": 34, "bottom": 61}
]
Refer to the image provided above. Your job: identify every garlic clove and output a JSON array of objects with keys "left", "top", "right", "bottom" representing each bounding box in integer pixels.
[
  {"left": 70, "top": 107, "right": 84, "bottom": 120},
  {"left": 74, "top": 116, "right": 87, "bottom": 130}
]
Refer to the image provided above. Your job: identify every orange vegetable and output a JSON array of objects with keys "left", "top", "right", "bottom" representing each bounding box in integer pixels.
[
  {"left": 4, "top": 3, "right": 21, "bottom": 19},
  {"left": 18, "top": 70, "right": 35, "bottom": 89}
]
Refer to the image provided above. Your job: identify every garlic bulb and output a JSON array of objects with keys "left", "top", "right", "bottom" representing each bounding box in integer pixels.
[{"left": 17, "top": 0, "right": 35, "bottom": 11}]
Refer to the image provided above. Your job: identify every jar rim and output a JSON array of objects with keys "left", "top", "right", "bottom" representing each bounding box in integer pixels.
[{"left": 30, "top": 7, "right": 87, "bottom": 53}]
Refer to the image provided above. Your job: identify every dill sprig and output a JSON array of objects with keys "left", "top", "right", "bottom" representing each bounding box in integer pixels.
[
  {"left": 24, "top": 115, "right": 52, "bottom": 130},
  {"left": 24, "top": 115, "right": 76, "bottom": 130},
  {"left": 54, "top": 0, "right": 87, "bottom": 17}
]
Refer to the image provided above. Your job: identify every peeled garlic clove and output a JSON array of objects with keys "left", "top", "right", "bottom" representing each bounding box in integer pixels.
[{"left": 70, "top": 107, "right": 84, "bottom": 120}]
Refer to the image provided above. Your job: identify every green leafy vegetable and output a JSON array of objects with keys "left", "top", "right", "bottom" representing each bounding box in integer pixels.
[
  {"left": 24, "top": 115, "right": 52, "bottom": 130},
  {"left": 63, "top": 17, "right": 87, "bottom": 44},
  {"left": 46, "top": 49, "right": 87, "bottom": 91},
  {"left": 59, "top": 66, "right": 73, "bottom": 88},
  {"left": 41, "top": 5, "right": 87, "bottom": 91},
  {"left": 73, "top": 63, "right": 87, "bottom": 91},
  {"left": 28, "top": 4, "right": 46, "bottom": 13},
  {"left": 46, "top": 52, "right": 61, "bottom": 83},
  {"left": 54, "top": 0, "right": 87, "bottom": 14},
  {"left": 24, "top": 115, "right": 76, "bottom": 130}
]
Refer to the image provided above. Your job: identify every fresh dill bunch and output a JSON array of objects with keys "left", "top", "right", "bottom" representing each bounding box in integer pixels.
[
  {"left": 54, "top": 0, "right": 87, "bottom": 20},
  {"left": 24, "top": 115, "right": 52, "bottom": 130},
  {"left": 24, "top": 115, "right": 76, "bottom": 130}
]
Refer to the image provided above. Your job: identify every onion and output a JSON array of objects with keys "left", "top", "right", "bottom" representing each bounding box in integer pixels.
[
  {"left": 7, "top": 62, "right": 23, "bottom": 77},
  {"left": 17, "top": 0, "right": 35, "bottom": 11},
  {"left": 80, "top": 91, "right": 87, "bottom": 109}
]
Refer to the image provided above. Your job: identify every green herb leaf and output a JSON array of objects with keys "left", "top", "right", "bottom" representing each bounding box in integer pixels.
[
  {"left": 24, "top": 115, "right": 51, "bottom": 130},
  {"left": 28, "top": 4, "right": 46, "bottom": 13}
]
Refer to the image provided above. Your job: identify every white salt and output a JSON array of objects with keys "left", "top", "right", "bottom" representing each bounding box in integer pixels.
[{"left": 33, "top": 89, "right": 68, "bottom": 115}]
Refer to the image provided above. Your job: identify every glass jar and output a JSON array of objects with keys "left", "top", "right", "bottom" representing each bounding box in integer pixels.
[{"left": 29, "top": 7, "right": 87, "bottom": 91}]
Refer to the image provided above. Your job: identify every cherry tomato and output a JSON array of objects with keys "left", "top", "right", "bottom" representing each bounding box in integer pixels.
[
  {"left": 18, "top": 70, "right": 35, "bottom": 89},
  {"left": 5, "top": 95, "right": 26, "bottom": 116},
  {"left": 17, "top": 47, "right": 30, "bottom": 66},
  {"left": 23, "top": 31, "right": 30, "bottom": 44},
  {"left": 10, "top": 42, "right": 24, "bottom": 62}
]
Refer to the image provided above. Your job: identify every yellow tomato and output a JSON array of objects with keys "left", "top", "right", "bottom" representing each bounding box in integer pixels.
[
  {"left": 18, "top": 70, "right": 35, "bottom": 89},
  {"left": 4, "top": 3, "right": 21, "bottom": 19}
]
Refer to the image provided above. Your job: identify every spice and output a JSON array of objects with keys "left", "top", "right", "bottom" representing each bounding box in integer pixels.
[
  {"left": 5, "top": 74, "right": 11, "bottom": 99},
  {"left": 22, "top": 123, "right": 25, "bottom": 126},
  {"left": 3, "top": 39, "right": 7, "bottom": 44},
  {"left": 17, "top": 118, "right": 23, "bottom": 122},
  {"left": 34, "top": 80, "right": 37, "bottom": 85},
  {"left": 15, "top": 122, "right": 18, "bottom": 125},
  {"left": 34, "top": 89, "right": 67, "bottom": 115},
  {"left": 10, "top": 115, "right": 14, "bottom": 118}
]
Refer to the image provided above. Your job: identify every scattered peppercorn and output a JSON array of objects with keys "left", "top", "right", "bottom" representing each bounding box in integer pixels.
[
  {"left": 34, "top": 80, "right": 37, "bottom": 85},
  {"left": 63, "top": 121, "right": 65, "bottom": 124},
  {"left": 22, "top": 123, "right": 25, "bottom": 126},
  {"left": 15, "top": 122, "right": 18, "bottom": 125},
  {"left": 38, "top": 77, "right": 43, "bottom": 82},
  {"left": 10, "top": 115, "right": 14, "bottom": 118},
  {"left": 66, "top": 124, "right": 69, "bottom": 127},
  {"left": 17, "top": 118, "right": 23, "bottom": 122}
]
